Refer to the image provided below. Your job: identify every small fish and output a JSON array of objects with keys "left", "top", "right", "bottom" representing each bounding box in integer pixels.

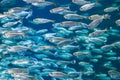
[
  {"left": 112, "top": 41, "right": 120, "bottom": 48},
  {"left": 56, "top": 60, "right": 76, "bottom": 65},
  {"left": 11, "top": 59, "right": 34, "bottom": 66},
  {"left": 50, "top": 6, "right": 70, "bottom": 14},
  {"left": 88, "top": 18, "right": 103, "bottom": 29},
  {"left": 23, "top": 0, "right": 45, "bottom": 3},
  {"left": 115, "top": 19, "right": 120, "bottom": 26},
  {"left": 31, "top": 18, "right": 55, "bottom": 24},
  {"left": 37, "top": 45, "right": 55, "bottom": 50},
  {"left": 7, "top": 45, "right": 29, "bottom": 53},
  {"left": 57, "top": 39, "right": 75, "bottom": 47},
  {"left": 3, "top": 31, "right": 26, "bottom": 39},
  {"left": 72, "top": 0, "right": 91, "bottom": 5},
  {"left": 104, "top": 7, "right": 119, "bottom": 12},
  {"left": 48, "top": 37, "right": 66, "bottom": 43},
  {"left": 64, "top": 14, "right": 87, "bottom": 20},
  {"left": 59, "top": 21, "right": 81, "bottom": 27},
  {"left": 88, "top": 14, "right": 110, "bottom": 20},
  {"left": 108, "top": 70, "right": 120, "bottom": 79},
  {"left": 80, "top": 1, "right": 98, "bottom": 11},
  {"left": 86, "top": 37, "right": 107, "bottom": 45},
  {"left": 73, "top": 51, "right": 91, "bottom": 60},
  {"left": 7, "top": 10, "right": 33, "bottom": 19},
  {"left": 7, "top": 68, "right": 29, "bottom": 74},
  {"left": 49, "top": 72, "right": 70, "bottom": 78},
  {"left": 8, "top": 7, "right": 30, "bottom": 13},
  {"left": 101, "top": 44, "right": 113, "bottom": 52},
  {"left": 2, "top": 19, "right": 22, "bottom": 28},
  {"left": 32, "top": 1, "right": 55, "bottom": 8},
  {"left": 89, "top": 29, "right": 107, "bottom": 37},
  {"left": 0, "top": 13, "right": 6, "bottom": 18},
  {"left": 11, "top": 73, "right": 35, "bottom": 80},
  {"left": 58, "top": 10, "right": 77, "bottom": 15}
]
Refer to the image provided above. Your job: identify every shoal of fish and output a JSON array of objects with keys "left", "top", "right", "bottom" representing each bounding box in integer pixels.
[{"left": 0, "top": 0, "right": 120, "bottom": 80}]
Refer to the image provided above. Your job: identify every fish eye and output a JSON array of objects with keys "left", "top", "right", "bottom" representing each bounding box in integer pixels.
[{"left": 80, "top": 7, "right": 83, "bottom": 10}]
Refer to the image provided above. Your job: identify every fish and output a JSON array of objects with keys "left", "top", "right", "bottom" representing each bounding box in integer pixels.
[
  {"left": 11, "top": 59, "right": 35, "bottom": 67},
  {"left": 7, "top": 45, "right": 30, "bottom": 53},
  {"left": 48, "top": 37, "right": 66, "bottom": 43},
  {"left": 50, "top": 6, "right": 70, "bottom": 14},
  {"left": 23, "top": 0, "right": 45, "bottom": 3},
  {"left": 49, "top": 72, "right": 71, "bottom": 78},
  {"left": 32, "top": 1, "right": 55, "bottom": 8},
  {"left": 111, "top": 41, "right": 120, "bottom": 48},
  {"left": 103, "top": 61, "right": 116, "bottom": 70},
  {"left": 72, "top": 0, "right": 91, "bottom": 5},
  {"left": 115, "top": 19, "right": 120, "bottom": 26},
  {"left": 101, "top": 44, "right": 113, "bottom": 52},
  {"left": 58, "top": 21, "right": 81, "bottom": 27},
  {"left": 88, "top": 14, "right": 111, "bottom": 20},
  {"left": 88, "top": 28, "right": 108, "bottom": 37},
  {"left": 108, "top": 70, "right": 120, "bottom": 79},
  {"left": 80, "top": 1, "right": 98, "bottom": 11},
  {"left": 7, "top": 68, "right": 29, "bottom": 74},
  {"left": 104, "top": 7, "right": 119, "bottom": 12},
  {"left": 2, "top": 19, "right": 22, "bottom": 28},
  {"left": 0, "top": 0, "right": 120, "bottom": 80},
  {"left": 64, "top": 14, "right": 87, "bottom": 20},
  {"left": 57, "top": 39, "right": 75, "bottom": 47},
  {"left": 31, "top": 18, "right": 55, "bottom": 24},
  {"left": 2, "top": 31, "right": 26, "bottom": 39},
  {"left": 73, "top": 51, "right": 91, "bottom": 60},
  {"left": 88, "top": 18, "right": 103, "bottom": 29},
  {"left": 0, "top": 13, "right": 7, "bottom": 19}
]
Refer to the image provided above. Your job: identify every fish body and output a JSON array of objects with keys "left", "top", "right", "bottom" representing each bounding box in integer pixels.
[
  {"left": 50, "top": 6, "right": 70, "bottom": 14},
  {"left": 108, "top": 70, "right": 120, "bottom": 79},
  {"left": 88, "top": 14, "right": 110, "bottom": 20},
  {"left": 64, "top": 14, "right": 87, "bottom": 20},
  {"left": 59, "top": 21, "right": 81, "bottom": 27},
  {"left": 32, "top": 1, "right": 55, "bottom": 8},
  {"left": 49, "top": 72, "right": 70, "bottom": 78},
  {"left": 3, "top": 31, "right": 26, "bottom": 39},
  {"left": 89, "top": 29, "right": 107, "bottom": 37},
  {"left": 104, "top": 7, "right": 119, "bottom": 12},
  {"left": 23, "top": 0, "right": 45, "bottom": 3},
  {"left": 88, "top": 18, "right": 103, "bottom": 29},
  {"left": 72, "top": 0, "right": 91, "bottom": 5},
  {"left": 2, "top": 20, "right": 22, "bottom": 28},
  {"left": 115, "top": 19, "right": 120, "bottom": 26},
  {"left": 7, "top": 45, "right": 29, "bottom": 53},
  {"left": 31, "top": 18, "right": 54, "bottom": 24},
  {"left": 80, "top": 2, "right": 97, "bottom": 11}
]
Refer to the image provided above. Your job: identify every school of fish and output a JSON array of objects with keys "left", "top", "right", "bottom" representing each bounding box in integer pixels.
[{"left": 0, "top": 0, "right": 120, "bottom": 80}]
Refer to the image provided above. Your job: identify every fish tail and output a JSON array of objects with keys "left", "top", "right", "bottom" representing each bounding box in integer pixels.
[
  {"left": 117, "top": 7, "right": 119, "bottom": 11},
  {"left": 51, "top": 20, "right": 56, "bottom": 23}
]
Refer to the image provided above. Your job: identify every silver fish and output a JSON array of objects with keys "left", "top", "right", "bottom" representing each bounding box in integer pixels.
[{"left": 108, "top": 70, "right": 120, "bottom": 79}]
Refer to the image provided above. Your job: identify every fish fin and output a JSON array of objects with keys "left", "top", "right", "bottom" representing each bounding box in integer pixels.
[{"left": 117, "top": 7, "right": 119, "bottom": 11}]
